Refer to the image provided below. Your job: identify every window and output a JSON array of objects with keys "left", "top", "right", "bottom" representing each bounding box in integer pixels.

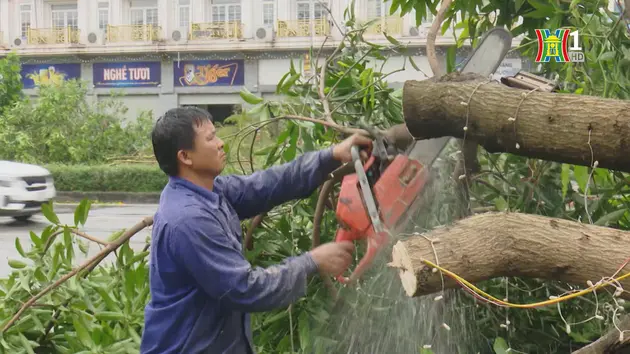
[
  {"left": 367, "top": 0, "right": 382, "bottom": 19},
  {"left": 52, "top": 4, "right": 78, "bottom": 29},
  {"left": 131, "top": 8, "right": 159, "bottom": 25},
  {"left": 98, "top": 2, "right": 109, "bottom": 30},
  {"left": 296, "top": 0, "right": 327, "bottom": 20},
  {"left": 208, "top": 0, "right": 241, "bottom": 23},
  {"left": 424, "top": 6, "right": 434, "bottom": 23},
  {"left": 20, "top": 4, "right": 31, "bottom": 39},
  {"left": 179, "top": 0, "right": 190, "bottom": 28},
  {"left": 262, "top": 0, "right": 274, "bottom": 26}
]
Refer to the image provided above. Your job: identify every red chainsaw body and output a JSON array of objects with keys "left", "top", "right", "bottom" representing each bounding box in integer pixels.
[{"left": 334, "top": 153, "right": 430, "bottom": 283}]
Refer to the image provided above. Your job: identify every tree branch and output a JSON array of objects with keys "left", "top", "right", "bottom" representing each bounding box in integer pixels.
[
  {"left": 318, "top": 61, "right": 334, "bottom": 124},
  {"left": 402, "top": 73, "right": 630, "bottom": 173},
  {"left": 1, "top": 216, "right": 154, "bottom": 333},
  {"left": 426, "top": 0, "right": 453, "bottom": 77},
  {"left": 69, "top": 228, "right": 109, "bottom": 246}
]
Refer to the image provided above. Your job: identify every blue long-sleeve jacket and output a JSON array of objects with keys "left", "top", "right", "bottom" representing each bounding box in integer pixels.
[{"left": 140, "top": 147, "right": 341, "bottom": 354}]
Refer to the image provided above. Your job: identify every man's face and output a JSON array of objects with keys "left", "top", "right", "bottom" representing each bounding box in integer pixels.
[{"left": 179, "top": 119, "right": 226, "bottom": 178}]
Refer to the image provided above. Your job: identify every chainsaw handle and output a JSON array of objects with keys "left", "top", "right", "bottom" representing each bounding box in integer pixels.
[
  {"left": 336, "top": 230, "right": 388, "bottom": 284},
  {"left": 352, "top": 144, "right": 376, "bottom": 172}
]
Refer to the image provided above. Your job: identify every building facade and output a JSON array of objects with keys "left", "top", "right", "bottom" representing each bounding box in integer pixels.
[{"left": 0, "top": 0, "right": 530, "bottom": 122}]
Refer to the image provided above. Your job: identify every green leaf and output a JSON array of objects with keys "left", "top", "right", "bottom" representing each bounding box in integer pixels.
[
  {"left": 128, "top": 327, "right": 142, "bottom": 344},
  {"left": 573, "top": 165, "right": 589, "bottom": 192},
  {"left": 8, "top": 259, "right": 26, "bottom": 269},
  {"left": 281, "top": 73, "right": 301, "bottom": 93},
  {"left": 41, "top": 202, "right": 60, "bottom": 225},
  {"left": 523, "top": 9, "right": 551, "bottom": 18},
  {"left": 40, "top": 225, "right": 55, "bottom": 248},
  {"left": 64, "top": 227, "right": 73, "bottom": 262},
  {"left": 29, "top": 231, "right": 41, "bottom": 248},
  {"left": 92, "top": 284, "right": 122, "bottom": 312},
  {"left": 299, "top": 312, "right": 311, "bottom": 351},
  {"left": 561, "top": 163, "right": 570, "bottom": 198},
  {"left": 239, "top": 88, "right": 264, "bottom": 105},
  {"left": 18, "top": 333, "right": 36, "bottom": 354},
  {"left": 127, "top": 251, "right": 150, "bottom": 265},
  {"left": 446, "top": 46, "right": 457, "bottom": 73},
  {"left": 408, "top": 56, "right": 421, "bottom": 71},
  {"left": 384, "top": 33, "right": 401, "bottom": 45},
  {"left": 94, "top": 311, "right": 126, "bottom": 322},
  {"left": 73, "top": 199, "right": 91, "bottom": 226},
  {"left": 493, "top": 337, "right": 509, "bottom": 354},
  {"left": 107, "top": 230, "right": 124, "bottom": 242},
  {"left": 494, "top": 196, "right": 509, "bottom": 211},
  {"left": 34, "top": 267, "right": 47, "bottom": 282},
  {"left": 282, "top": 128, "right": 298, "bottom": 161},
  {"left": 599, "top": 51, "right": 616, "bottom": 62},
  {"left": 594, "top": 209, "right": 626, "bottom": 226},
  {"left": 72, "top": 317, "right": 92, "bottom": 348},
  {"left": 14, "top": 238, "right": 25, "bottom": 257},
  {"left": 527, "top": 0, "right": 555, "bottom": 12}
]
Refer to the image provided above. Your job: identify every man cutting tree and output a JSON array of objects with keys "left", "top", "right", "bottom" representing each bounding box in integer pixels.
[{"left": 140, "top": 106, "right": 372, "bottom": 353}]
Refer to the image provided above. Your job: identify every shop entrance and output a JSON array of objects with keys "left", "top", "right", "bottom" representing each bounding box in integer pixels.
[{"left": 181, "top": 104, "right": 239, "bottom": 124}]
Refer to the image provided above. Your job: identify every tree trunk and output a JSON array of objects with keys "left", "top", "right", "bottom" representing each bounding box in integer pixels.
[
  {"left": 401, "top": 72, "right": 630, "bottom": 173},
  {"left": 389, "top": 212, "right": 630, "bottom": 299},
  {"left": 388, "top": 211, "right": 630, "bottom": 353}
]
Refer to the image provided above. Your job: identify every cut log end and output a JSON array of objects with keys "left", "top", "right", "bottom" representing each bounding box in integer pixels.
[{"left": 389, "top": 241, "right": 418, "bottom": 297}]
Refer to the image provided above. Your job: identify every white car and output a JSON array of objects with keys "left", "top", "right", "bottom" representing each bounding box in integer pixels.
[{"left": 0, "top": 161, "right": 56, "bottom": 221}]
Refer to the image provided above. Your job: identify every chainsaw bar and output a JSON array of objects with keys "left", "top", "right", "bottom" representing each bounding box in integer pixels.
[
  {"left": 351, "top": 146, "right": 385, "bottom": 234},
  {"left": 392, "top": 27, "right": 513, "bottom": 234},
  {"left": 405, "top": 26, "right": 514, "bottom": 168}
]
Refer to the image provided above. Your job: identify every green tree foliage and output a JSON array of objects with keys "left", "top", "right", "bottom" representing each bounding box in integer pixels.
[
  {"left": 1, "top": 0, "right": 630, "bottom": 353},
  {"left": 0, "top": 53, "right": 25, "bottom": 114},
  {"left": 0, "top": 74, "right": 153, "bottom": 165}
]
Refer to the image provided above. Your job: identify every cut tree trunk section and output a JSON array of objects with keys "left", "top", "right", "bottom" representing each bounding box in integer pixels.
[
  {"left": 401, "top": 72, "right": 630, "bottom": 173},
  {"left": 389, "top": 212, "right": 630, "bottom": 300},
  {"left": 389, "top": 212, "right": 630, "bottom": 353}
]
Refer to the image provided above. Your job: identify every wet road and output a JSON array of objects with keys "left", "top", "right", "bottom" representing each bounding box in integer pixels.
[{"left": 0, "top": 204, "right": 158, "bottom": 277}]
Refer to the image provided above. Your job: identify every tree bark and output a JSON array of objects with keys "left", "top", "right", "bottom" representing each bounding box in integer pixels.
[
  {"left": 389, "top": 211, "right": 630, "bottom": 353},
  {"left": 572, "top": 314, "right": 630, "bottom": 354},
  {"left": 401, "top": 72, "right": 630, "bottom": 173},
  {"left": 389, "top": 211, "right": 630, "bottom": 299}
]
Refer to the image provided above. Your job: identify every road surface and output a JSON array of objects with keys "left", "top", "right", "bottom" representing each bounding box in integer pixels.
[{"left": 0, "top": 204, "right": 158, "bottom": 278}]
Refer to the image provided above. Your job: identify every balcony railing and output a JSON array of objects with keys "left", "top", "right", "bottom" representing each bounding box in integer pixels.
[
  {"left": 106, "top": 24, "right": 161, "bottom": 43},
  {"left": 276, "top": 19, "right": 330, "bottom": 37},
  {"left": 27, "top": 27, "right": 80, "bottom": 45},
  {"left": 190, "top": 21, "right": 243, "bottom": 40},
  {"left": 364, "top": 17, "right": 403, "bottom": 35}
]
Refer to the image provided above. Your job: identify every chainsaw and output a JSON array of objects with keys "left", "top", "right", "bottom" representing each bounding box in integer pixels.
[{"left": 333, "top": 27, "right": 514, "bottom": 284}]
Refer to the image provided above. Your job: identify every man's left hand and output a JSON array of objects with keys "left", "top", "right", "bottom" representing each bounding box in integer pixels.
[{"left": 332, "top": 133, "right": 373, "bottom": 163}]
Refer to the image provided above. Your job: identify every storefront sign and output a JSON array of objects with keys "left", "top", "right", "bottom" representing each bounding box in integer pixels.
[
  {"left": 173, "top": 59, "right": 244, "bottom": 87},
  {"left": 93, "top": 62, "right": 161, "bottom": 88},
  {"left": 21, "top": 63, "right": 81, "bottom": 89}
]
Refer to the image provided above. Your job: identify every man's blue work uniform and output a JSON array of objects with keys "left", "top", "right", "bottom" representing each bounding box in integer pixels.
[{"left": 140, "top": 147, "right": 341, "bottom": 354}]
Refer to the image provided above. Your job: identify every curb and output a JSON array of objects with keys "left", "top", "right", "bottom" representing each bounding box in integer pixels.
[{"left": 55, "top": 191, "right": 161, "bottom": 204}]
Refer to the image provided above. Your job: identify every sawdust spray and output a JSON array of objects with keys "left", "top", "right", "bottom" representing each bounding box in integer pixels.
[{"left": 309, "top": 140, "right": 492, "bottom": 354}]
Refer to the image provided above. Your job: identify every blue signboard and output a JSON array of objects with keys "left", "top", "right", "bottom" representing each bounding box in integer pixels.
[
  {"left": 173, "top": 60, "right": 244, "bottom": 87},
  {"left": 93, "top": 61, "right": 161, "bottom": 88},
  {"left": 21, "top": 63, "right": 81, "bottom": 89}
]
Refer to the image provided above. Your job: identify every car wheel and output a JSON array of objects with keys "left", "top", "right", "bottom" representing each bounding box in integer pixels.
[{"left": 13, "top": 215, "right": 33, "bottom": 222}]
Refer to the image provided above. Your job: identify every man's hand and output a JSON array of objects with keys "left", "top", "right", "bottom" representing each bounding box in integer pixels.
[
  {"left": 309, "top": 241, "right": 354, "bottom": 277},
  {"left": 332, "top": 133, "right": 373, "bottom": 163}
]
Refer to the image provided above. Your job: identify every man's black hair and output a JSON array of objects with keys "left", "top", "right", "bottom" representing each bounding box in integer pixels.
[{"left": 151, "top": 106, "right": 214, "bottom": 176}]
